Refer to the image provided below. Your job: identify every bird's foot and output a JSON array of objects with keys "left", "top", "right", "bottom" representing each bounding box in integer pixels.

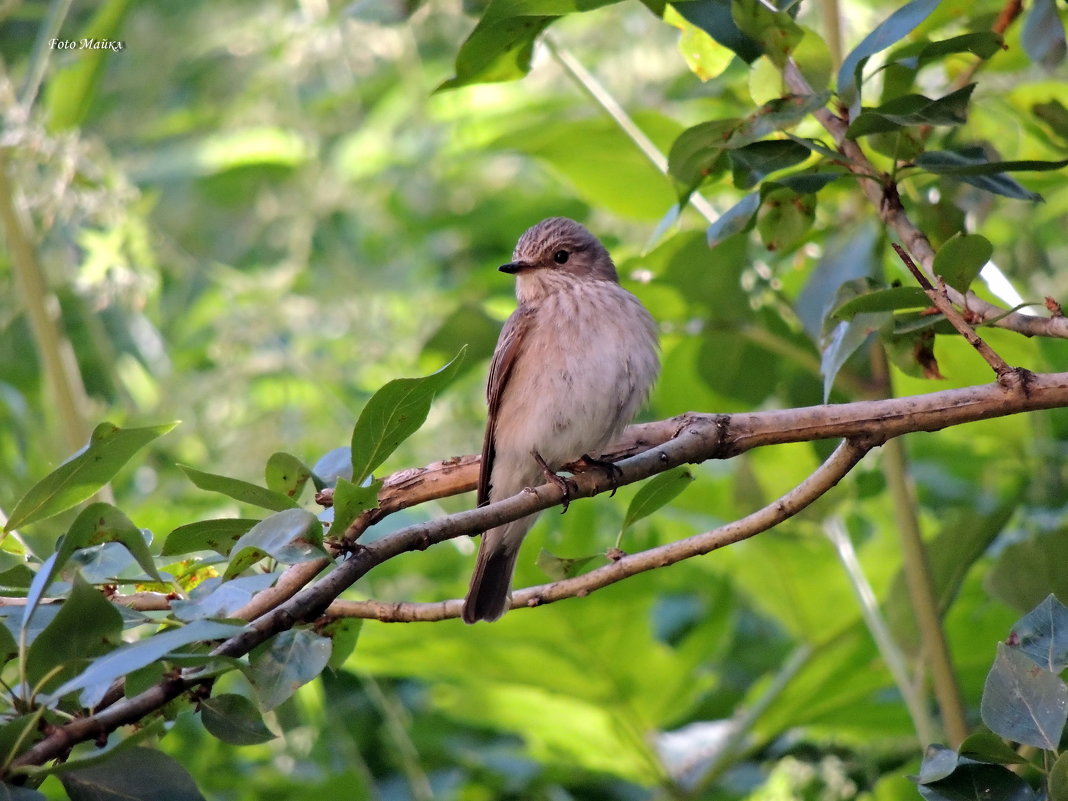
[
  {"left": 567, "top": 453, "right": 623, "bottom": 497},
  {"left": 533, "top": 450, "right": 578, "bottom": 513}
]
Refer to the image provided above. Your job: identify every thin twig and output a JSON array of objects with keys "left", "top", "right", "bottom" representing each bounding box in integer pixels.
[{"left": 892, "top": 242, "right": 1013, "bottom": 378}]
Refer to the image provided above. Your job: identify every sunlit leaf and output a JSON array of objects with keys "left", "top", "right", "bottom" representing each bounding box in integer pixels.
[
  {"left": 350, "top": 349, "right": 465, "bottom": 485},
  {"left": 5, "top": 422, "right": 177, "bottom": 532},
  {"left": 264, "top": 452, "right": 310, "bottom": 501},
  {"left": 670, "top": 0, "right": 761, "bottom": 63},
  {"left": 932, "top": 232, "right": 992, "bottom": 293}
]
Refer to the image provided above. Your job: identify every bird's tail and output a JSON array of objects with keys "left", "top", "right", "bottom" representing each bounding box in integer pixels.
[{"left": 462, "top": 517, "right": 535, "bottom": 623}]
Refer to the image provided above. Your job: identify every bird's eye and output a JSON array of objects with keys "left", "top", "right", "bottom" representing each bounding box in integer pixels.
[{"left": 553, "top": 249, "right": 570, "bottom": 265}]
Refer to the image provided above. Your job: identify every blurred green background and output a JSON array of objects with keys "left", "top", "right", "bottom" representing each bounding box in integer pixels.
[{"left": 2, "top": 0, "right": 1068, "bottom": 798}]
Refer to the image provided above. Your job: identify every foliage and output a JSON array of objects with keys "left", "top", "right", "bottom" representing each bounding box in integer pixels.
[{"left": 0, "top": 0, "right": 1067, "bottom": 799}]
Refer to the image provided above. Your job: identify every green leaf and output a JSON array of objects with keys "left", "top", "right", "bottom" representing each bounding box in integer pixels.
[
  {"left": 200, "top": 694, "right": 276, "bottom": 745},
  {"left": 664, "top": 5, "right": 734, "bottom": 81},
  {"left": 43, "top": 0, "right": 132, "bottom": 131},
  {"left": 730, "top": 0, "right": 802, "bottom": 68},
  {"left": 913, "top": 149, "right": 1068, "bottom": 202},
  {"left": 323, "top": 618, "right": 363, "bottom": 670},
  {"left": 987, "top": 532, "right": 1068, "bottom": 612},
  {"left": 179, "top": 465, "right": 297, "bottom": 511},
  {"left": 932, "top": 232, "right": 993, "bottom": 293},
  {"left": 49, "top": 619, "right": 245, "bottom": 709},
  {"left": 620, "top": 466, "right": 694, "bottom": 536},
  {"left": 729, "top": 139, "right": 811, "bottom": 189},
  {"left": 916, "top": 744, "right": 959, "bottom": 784},
  {"left": 264, "top": 452, "right": 311, "bottom": 501},
  {"left": 310, "top": 446, "right": 352, "bottom": 489},
  {"left": 350, "top": 349, "right": 465, "bottom": 485},
  {"left": 670, "top": 0, "right": 761, "bottom": 63},
  {"left": 59, "top": 746, "right": 206, "bottom": 801},
  {"left": 438, "top": 0, "right": 627, "bottom": 90},
  {"left": 4, "top": 421, "right": 178, "bottom": 532},
  {"left": 821, "top": 313, "right": 889, "bottom": 401},
  {"left": 26, "top": 575, "right": 123, "bottom": 693},
  {"left": 831, "top": 286, "right": 930, "bottom": 319},
  {"left": 957, "top": 731, "right": 1030, "bottom": 765},
  {"left": 249, "top": 629, "right": 332, "bottom": 710},
  {"left": 536, "top": 548, "right": 601, "bottom": 581},
  {"left": 756, "top": 186, "right": 815, "bottom": 252},
  {"left": 328, "top": 478, "right": 381, "bottom": 538},
  {"left": 224, "top": 509, "right": 326, "bottom": 578},
  {"left": 1051, "top": 750, "right": 1068, "bottom": 801},
  {"left": 0, "top": 715, "right": 44, "bottom": 773},
  {"left": 1010, "top": 594, "right": 1068, "bottom": 673},
  {"left": 837, "top": 0, "right": 940, "bottom": 101},
  {"left": 915, "top": 32, "right": 1004, "bottom": 67},
  {"left": 846, "top": 84, "right": 975, "bottom": 138},
  {"left": 669, "top": 93, "right": 827, "bottom": 197},
  {"left": 980, "top": 641, "right": 1067, "bottom": 750},
  {"left": 161, "top": 518, "right": 259, "bottom": 557}
]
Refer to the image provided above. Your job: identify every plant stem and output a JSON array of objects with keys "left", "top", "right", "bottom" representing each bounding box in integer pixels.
[
  {"left": 825, "top": 517, "right": 936, "bottom": 745},
  {"left": 0, "top": 150, "right": 90, "bottom": 453}
]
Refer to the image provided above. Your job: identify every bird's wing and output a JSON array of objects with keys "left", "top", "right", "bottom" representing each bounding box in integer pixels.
[{"left": 478, "top": 306, "right": 534, "bottom": 507}]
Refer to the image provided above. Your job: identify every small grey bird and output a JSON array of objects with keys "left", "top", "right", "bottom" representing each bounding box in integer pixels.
[{"left": 462, "top": 217, "right": 660, "bottom": 623}]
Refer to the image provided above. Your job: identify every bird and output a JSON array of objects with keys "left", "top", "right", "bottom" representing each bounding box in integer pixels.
[{"left": 461, "top": 217, "right": 660, "bottom": 623}]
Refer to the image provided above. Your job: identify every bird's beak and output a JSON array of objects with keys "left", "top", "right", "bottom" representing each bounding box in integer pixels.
[{"left": 499, "top": 261, "right": 529, "bottom": 274}]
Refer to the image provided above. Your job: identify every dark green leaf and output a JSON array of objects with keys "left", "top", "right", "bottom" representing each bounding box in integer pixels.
[
  {"left": 161, "top": 518, "right": 259, "bottom": 557},
  {"left": 264, "top": 452, "right": 311, "bottom": 500},
  {"left": 916, "top": 761, "right": 1038, "bottom": 801},
  {"left": 350, "top": 349, "right": 465, "bottom": 485},
  {"left": 323, "top": 618, "right": 363, "bottom": 670},
  {"left": 620, "top": 466, "right": 694, "bottom": 535},
  {"left": 438, "top": 16, "right": 554, "bottom": 91},
  {"left": 727, "top": 94, "right": 831, "bottom": 149},
  {"left": 26, "top": 575, "right": 123, "bottom": 693},
  {"left": 671, "top": 0, "right": 761, "bottom": 62},
  {"left": 57, "top": 503, "right": 162, "bottom": 582},
  {"left": 50, "top": 619, "right": 245, "bottom": 709},
  {"left": 1034, "top": 99, "right": 1068, "bottom": 142},
  {"left": 178, "top": 465, "right": 297, "bottom": 512},
  {"left": 915, "top": 32, "right": 1004, "bottom": 67},
  {"left": 0, "top": 781, "right": 45, "bottom": 800},
  {"left": 730, "top": 0, "right": 802, "bottom": 67},
  {"left": 60, "top": 746, "right": 205, "bottom": 801},
  {"left": 767, "top": 169, "right": 845, "bottom": 195},
  {"left": 933, "top": 232, "right": 993, "bottom": 293},
  {"left": 171, "top": 573, "right": 279, "bottom": 622},
  {"left": 1010, "top": 593, "right": 1068, "bottom": 673},
  {"left": 914, "top": 149, "right": 1068, "bottom": 175},
  {"left": 980, "top": 642, "right": 1067, "bottom": 750},
  {"left": 832, "top": 286, "right": 930, "bottom": 319},
  {"left": 249, "top": 629, "right": 332, "bottom": 710},
  {"left": 328, "top": 478, "right": 381, "bottom": 538},
  {"left": 706, "top": 193, "right": 760, "bottom": 247},
  {"left": 4, "top": 421, "right": 177, "bottom": 532},
  {"left": 668, "top": 118, "right": 737, "bottom": 198},
  {"left": 225, "top": 509, "right": 326, "bottom": 578},
  {"left": 729, "top": 139, "right": 811, "bottom": 189},
  {"left": 201, "top": 694, "right": 276, "bottom": 745},
  {"left": 846, "top": 84, "right": 975, "bottom": 138},
  {"left": 837, "top": 0, "right": 940, "bottom": 101},
  {"left": 958, "top": 731, "right": 1030, "bottom": 765},
  {"left": 536, "top": 548, "right": 601, "bottom": 580},
  {"left": 1021, "top": 0, "right": 1066, "bottom": 69}
]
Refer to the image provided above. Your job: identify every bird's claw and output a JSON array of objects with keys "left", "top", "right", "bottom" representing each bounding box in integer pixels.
[
  {"left": 569, "top": 453, "right": 623, "bottom": 496},
  {"left": 533, "top": 451, "right": 578, "bottom": 513}
]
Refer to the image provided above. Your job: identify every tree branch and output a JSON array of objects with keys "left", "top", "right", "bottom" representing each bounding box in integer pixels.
[
  {"left": 15, "top": 372, "right": 1068, "bottom": 769},
  {"left": 780, "top": 61, "right": 1068, "bottom": 340}
]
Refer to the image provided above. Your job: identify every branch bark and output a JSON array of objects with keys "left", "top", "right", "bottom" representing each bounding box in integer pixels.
[{"left": 14, "top": 371, "right": 1068, "bottom": 770}]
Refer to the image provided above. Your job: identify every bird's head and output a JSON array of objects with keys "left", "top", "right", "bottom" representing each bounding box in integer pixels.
[{"left": 501, "top": 217, "right": 619, "bottom": 302}]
